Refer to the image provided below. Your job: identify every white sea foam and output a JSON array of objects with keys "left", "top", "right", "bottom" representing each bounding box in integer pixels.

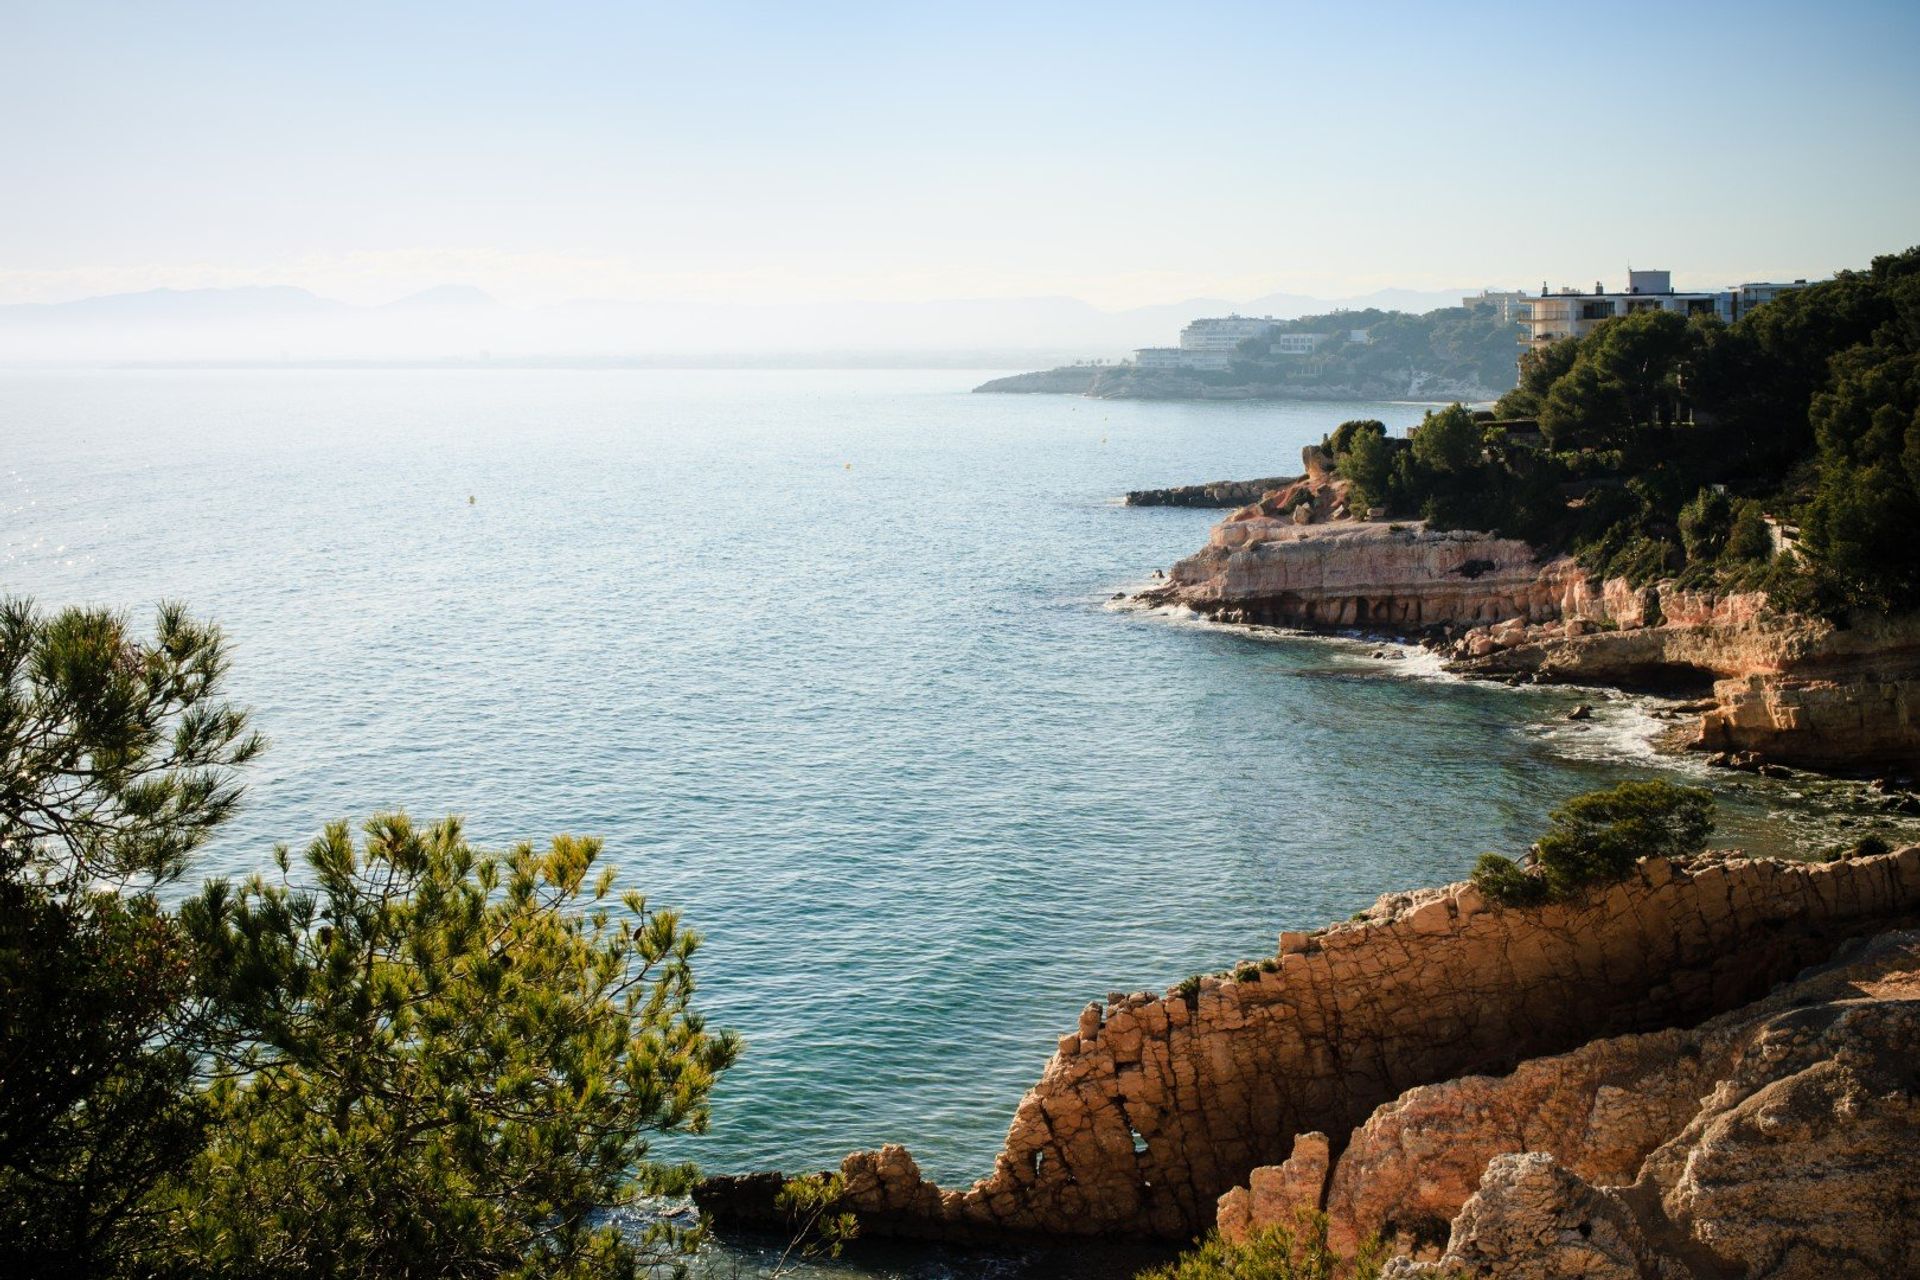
[{"left": 1114, "top": 588, "right": 1724, "bottom": 765}]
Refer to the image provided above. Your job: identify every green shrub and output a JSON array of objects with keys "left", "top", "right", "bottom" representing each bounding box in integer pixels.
[
  {"left": 1535, "top": 780, "right": 1714, "bottom": 898},
  {"left": 1336, "top": 427, "right": 1397, "bottom": 514},
  {"left": 1677, "top": 487, "right": 1733, "bottom": 563},
  {"left": 1138, "top": 1209, "right": 1385, "bottom": 1280},
  {"left": 1410, "top": 404, "right": 1482, "bottom": 475},
  {"left": 1471, "top": 781, "right": 1715, "bottom": 906},
  {"left": 1470, "top": 852, "right": 1548, "bottom": 906},
  {"left": 1325, "top": 419, "right": 1387, "bottom": 458},
  {"left": 1722, "top": 500, "right": 1774, "bottom": 563},
  {"left": 1825, "top": 833, "right": 1893, "bottom": 861}
]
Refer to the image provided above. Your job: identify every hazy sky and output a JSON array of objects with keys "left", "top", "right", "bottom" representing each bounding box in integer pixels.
[{"left": 4, "top": 0, "right": 1917, "bottom": 308}]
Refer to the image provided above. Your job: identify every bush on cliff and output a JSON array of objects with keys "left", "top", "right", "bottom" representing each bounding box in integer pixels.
[
  {"left": 1324, "top": 419, "right": 1386, "bottom": 458},
  {"left": 1468, "top": 852, "right": 1549, "bottom": 907},
  {"left": 1472, "top": 780, "right": 1715, "bottom": 906},
  {"left": 1138, "top": 1210, "right": 1386, "bottom": 1280},
  {"left": 1335, "top": 423, "right": 1397, "bottom": 514},
  {"left": 163, "top": 814, "right": 739, "bottom": 1280}
]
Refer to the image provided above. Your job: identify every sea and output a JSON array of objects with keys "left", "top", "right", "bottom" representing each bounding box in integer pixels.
[{"left": 2, "top": 367, "right": 1901, "bottom": 1277}]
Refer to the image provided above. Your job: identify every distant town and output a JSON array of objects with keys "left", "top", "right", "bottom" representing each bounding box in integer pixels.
[{"left": 1129, "top": 270, "right": 1821, "bottom": 372}]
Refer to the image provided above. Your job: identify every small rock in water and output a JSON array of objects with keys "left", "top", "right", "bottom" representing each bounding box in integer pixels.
[
  {"left": 1566, "top": 704, "right": 1593, "bottom": 721},
  {"left": 1371, "top": 650, "right": 1386, "bottom": 659}
]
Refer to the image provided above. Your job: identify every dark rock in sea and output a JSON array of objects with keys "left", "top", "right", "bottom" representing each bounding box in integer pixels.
[
  {"left": 1125, "top": 476, "right": 1296, "bottom": 508},
  {"left": 971, "top": 367, "right": 1103, "bottom": 394},
  {"left": 1566, "top": 704, "right": 1593, "bottom": 721}
]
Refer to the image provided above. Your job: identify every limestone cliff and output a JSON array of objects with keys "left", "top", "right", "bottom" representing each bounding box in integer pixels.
[
  {"left": 1134, "top": 467, "right": 1920, "bottom": 773},
  {"left": 1219, "top": 927, "right": 1920, "bottom": 1279},
  {"left": 1448, "top": 582, "right": 1920, "bottom": 772},
  {"left": 697, "top": 848, "right": 1920, "bottom": 1246}
]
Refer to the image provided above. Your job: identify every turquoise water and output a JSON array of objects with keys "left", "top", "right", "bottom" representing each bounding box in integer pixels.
[{"left": 0, "top": 369, "right": 1846, "bottom": 1224}]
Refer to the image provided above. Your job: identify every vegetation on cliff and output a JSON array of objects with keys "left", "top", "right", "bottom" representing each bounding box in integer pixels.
[
  {"left": 1470, "top": 780, "right": 1714, "bottom": 907},
  {"left": 1139, "top": 1210, "right": 1386, "bottom": 1280},
  {"left": 0, "top": 599, "right": 735, "bottom": 1279},
  {"left": 1324, "top": 247, "right": 1920, "bottom": 615}
]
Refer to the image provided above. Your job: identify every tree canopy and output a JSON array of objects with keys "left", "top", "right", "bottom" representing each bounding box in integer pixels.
[
  {"left": 0, "top": 599, "right": 259, "bottom": 1274},
  {"left": 0, "top": 598, "right": 737, "bottom": 1279},
  {"left": 168, "top": 816, "right": 739, "bottom": 1279},
  {"left": 1343, "top": 246, "right": 1920, "bottom": 616}
]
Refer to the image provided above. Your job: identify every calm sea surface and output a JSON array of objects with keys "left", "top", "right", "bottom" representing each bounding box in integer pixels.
[{"left": 0, "top": 368, "right": 1868, "bottom": 1271}]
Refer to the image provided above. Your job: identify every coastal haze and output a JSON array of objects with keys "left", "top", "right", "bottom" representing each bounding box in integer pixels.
[
  {"left": 4, "top": 5, "right": 1906, "bottom": 366},
  {"left": 0, "top": 283, "right": 1482, "bottom": 366}
]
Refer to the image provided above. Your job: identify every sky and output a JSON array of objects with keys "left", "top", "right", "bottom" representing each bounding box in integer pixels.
[{"left": 3, "top": 0, "right": 1918, "bottom": 310}]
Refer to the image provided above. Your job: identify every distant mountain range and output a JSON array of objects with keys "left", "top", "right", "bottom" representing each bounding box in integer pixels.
[{"left": 0, "top": 283, "right": 1499, "bottom": 366}]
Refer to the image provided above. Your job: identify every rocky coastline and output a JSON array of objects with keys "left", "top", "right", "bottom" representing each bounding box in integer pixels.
[
  {"left": 972, "top": 366, "right": 1506, "bottom": 402},
  {"left": 1130, "top": 452, "right": 1920, "bottom": 776},
  {"left": 695, "top": 459, "right": 1920, "bottom": 1275},
  {"left": 699, "top": 848, "right": 1920, "bottom": 1276}
]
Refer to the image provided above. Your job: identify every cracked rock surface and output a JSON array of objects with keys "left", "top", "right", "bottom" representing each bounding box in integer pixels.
[
  {"left": 790, "top": 848, "right": 1920, "bottom": 1243},
  {"left": 1236, "top": 928, "right": 1920, "bottom": 1278}
]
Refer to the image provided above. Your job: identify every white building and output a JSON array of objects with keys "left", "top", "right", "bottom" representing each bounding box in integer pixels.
[
  {"left": 1179, "top": 315, "right": 1284, "bottom": 353},
  {"left": 1271, "top": 333, "right": 1331, "bottom": 356},
  {"left": 1523, "top": 270, "right": 1817, "bottom": 351},
  {"left": 1131, "top": 347, "right": 1232, "bottom": 372},
  {"left": 1463, "top": 290, "right": 1534, "bottom": 326},
  {"left": 1726, "top": 280, "right": 1813, "bottom": 322}
]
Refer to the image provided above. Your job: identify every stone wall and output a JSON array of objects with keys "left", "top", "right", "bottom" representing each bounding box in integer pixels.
[{"left": 789, "top": 849, "right": 1920, "bottom": 1244}]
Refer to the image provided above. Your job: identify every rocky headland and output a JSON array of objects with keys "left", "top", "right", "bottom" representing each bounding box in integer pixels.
[
  {"left": 1130, "top": 451, "right": 1920, "bottom": 775},
  {"left": 700, "top": 847, "right": 1920, "bottom": 1276},
  {"left": 1124, "top": 477, "right": 1299, "bottom": 508},
  {"left": 973, "top": 365, "right": 1505, "bottom": 402}
]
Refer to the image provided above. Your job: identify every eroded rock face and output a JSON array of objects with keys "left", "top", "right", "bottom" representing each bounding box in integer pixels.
[
  {"left": 700, "top": 850, "right": 1920, "bottom": 1245},
  {"left": 1232, "top": 929, "right": 1920, "bottom": 1279},
  {"left": 1217, "top": 1131, "right": 1331, "bottom": 1247},
  {"left": 1380, "top": 1154, "right": 1660, "bottom": 1280},
  {"left": 1138, "top": 517, "right": 1580, "bottom": 630},
  {"left": 1319, "top": 1025, "right": 1715, "bottom": 1257},
  {"left": 1137, "top": 480, "right": 1920, "bottom": 770}
]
